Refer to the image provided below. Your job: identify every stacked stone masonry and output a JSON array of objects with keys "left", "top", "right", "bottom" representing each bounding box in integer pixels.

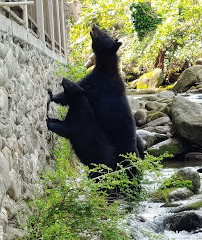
[{"left": 0, "top": 35, "right": 61, "bottom": 239}]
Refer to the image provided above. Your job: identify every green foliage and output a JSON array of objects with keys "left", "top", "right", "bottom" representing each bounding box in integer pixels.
[
  {"left": 56, "top": 59, "right": 87, "bottom": 82},
  {"left": 130, "top": 2, "right": 162, "bottom": 41},
  {"left": 152, "top": 173, "right": 193, "bottom": 202},
  {"left": 162, "top": 174, "right": 193, "bottom": 189},
  {"left": 19, "top": 138, "right": 169, "bottom": 240},
  {"left": 124, "top": 0, "right": 202, "bottom": 74},
  {"left": 58, "top": 106, "right": 68, "bottom": 120},
  {"left": 21, "top": 139, "right": 132, "bottom": 240},
  {"left": 68, "top": 0, "right": 133, "bottom": 62},
  {"left": 67, "top": 0, "right": 201, "bottom": 85}
]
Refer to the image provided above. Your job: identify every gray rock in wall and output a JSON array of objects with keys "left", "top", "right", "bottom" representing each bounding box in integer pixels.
[
  {"left": 0, "top": 151, "right": 10, "bottom": 191},
  {"left": 7, "top": 169, "right": 22, "bottom": 201},
  {"left": 5, "top": 49, "right": 21, "bottom": 78},
  {"left": 0, "top": 66, "right": 9, "bottom": 87},
  {"left": 0, "top": 88, "right": 8, "bottom": 111},
  {"left": 0, "top": 42, "right": 8, "bottom": 59}
]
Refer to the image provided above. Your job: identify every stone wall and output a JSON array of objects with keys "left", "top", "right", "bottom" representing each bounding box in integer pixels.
[{"left": 0, "top": 34, "right": 62, "bottom": 239}]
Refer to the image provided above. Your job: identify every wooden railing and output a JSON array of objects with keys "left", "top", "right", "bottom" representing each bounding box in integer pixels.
[{"left": 0, "top": 0, "right": 66, "bottom": 58}]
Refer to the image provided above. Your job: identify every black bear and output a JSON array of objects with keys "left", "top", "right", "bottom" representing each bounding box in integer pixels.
[
  {"left": 78, "top": 25, "right": 141, "bottom": 173},
  {"left": 47, "top": 78, "right": 115, "bottom": 171}
]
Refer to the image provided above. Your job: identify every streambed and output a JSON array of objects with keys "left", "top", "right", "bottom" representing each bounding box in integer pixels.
[{"left": 128, "top": 160, "right": 202, "bottom": 240}]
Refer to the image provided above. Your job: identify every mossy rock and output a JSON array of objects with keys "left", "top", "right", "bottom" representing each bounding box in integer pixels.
[
  {"left": 147, "top": 111, "right": 168, "bottom": 122},
  {"left": 173, "top": 200, "right": 202, "bottom": 213},
  {"left": 137, "top": 68, "right": 164, "bottom": 89},
  {"left": 152, "top": 187, "right": 193, "bottom": 203},
  {"left": 145, "top": 101, "right": 167, "bottom": 112},
  {"left": 152, "top": 173, "right": 194, "bottom": 203},
  {"left": 151, "top": 187, "right": 174, "bottom": 202},
  {"left": 196, "top": 84, "right": 202, "bottom": 89},
  {"left": 148, "top": 138, "right": 186, "bottom": 157}
]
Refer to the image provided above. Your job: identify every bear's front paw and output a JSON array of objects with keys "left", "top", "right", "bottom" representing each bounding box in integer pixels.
[
  {"left": 46, "top": 118, "right": 51, "bottom": 129},
  {"left": 47, "top": 89, "right": 53, "bottom": 99}
]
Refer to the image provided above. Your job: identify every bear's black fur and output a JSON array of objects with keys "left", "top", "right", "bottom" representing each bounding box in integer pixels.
[
  {"left": 78, "top": 25, "right": 140, "bottom": 172},
  {"left": 47, "top": 78, "right": 115, "bottom": 170}
]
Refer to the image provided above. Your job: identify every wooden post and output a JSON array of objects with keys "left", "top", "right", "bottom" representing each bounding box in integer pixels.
[
  {"left": 47, "top": 0, "right": 55, "bottom": 51},
  {"left": 56, "top": 0, "right": 61, "bottom": 54},
  {"left": 60, "top": 0, "right": 67, "bottom": 58},
  {"left": 36, "top": 0, "right": 45, "bottom": 42},
  {"left": 24, "top": 0, "right": 29, "bottom": 29}
]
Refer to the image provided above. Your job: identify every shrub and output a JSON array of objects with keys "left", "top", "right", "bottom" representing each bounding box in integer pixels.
[{"left": 19, "top": 138, "right": 170, "bottom": 240}]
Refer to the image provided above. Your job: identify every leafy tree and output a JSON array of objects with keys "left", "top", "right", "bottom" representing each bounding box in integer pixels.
[
  {"left": 68, "top": 0, "right": 201, "bottom": 82},
  {"left": 124, "top": 0, "right": 201, "bottom": 76}
]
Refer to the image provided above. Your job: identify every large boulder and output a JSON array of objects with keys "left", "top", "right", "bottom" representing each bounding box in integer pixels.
[
  {"left": 136, "top": 68, "right": 164, "bottom": 89},
  {"left": 173, "top": 65, "right": 202, "bottom": 92},
  {"left": 196, "top": 69, "right": 202, "bottom": 83},
  {"left": 172, "top": 96, "right": 202, "bottom": 146},
  {"left": 167, "top": 212, "right": 202, "bottom": 232}
]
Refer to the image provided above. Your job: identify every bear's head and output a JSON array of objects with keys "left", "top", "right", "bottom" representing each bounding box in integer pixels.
[
  {"left": 90, "top": 24, "right": 122, "bottom": 55},
  {"left": 62, "top": 78, "right": 84, "bottom": 104}
]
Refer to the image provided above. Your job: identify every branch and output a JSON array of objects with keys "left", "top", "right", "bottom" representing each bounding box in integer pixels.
[
  {"left": 140, "top": 5, "right": 156, "bottom": 19},
  {"left": 92, "top": 165, "right": 135, "bottom": 181}
]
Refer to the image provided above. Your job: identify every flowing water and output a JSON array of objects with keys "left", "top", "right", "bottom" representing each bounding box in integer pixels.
[
  {"left": 128, "top": 160, "right": 202, "bottom": 240},
  {"left": 179, "top": 93, "right": 202, "bottom": 104}
]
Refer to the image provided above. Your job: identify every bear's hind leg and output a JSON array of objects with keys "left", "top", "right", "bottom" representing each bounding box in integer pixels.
[{"left": 47, "top": 118, "right": 71, "bottom": 139}]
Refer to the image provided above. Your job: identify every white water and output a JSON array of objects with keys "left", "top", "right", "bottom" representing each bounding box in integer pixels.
[
  {"left": 128, "top": 160, "right": 202, "bottom": 240},
  {"left": 179, "top": 93, "right": 202, "bottom": 104}
]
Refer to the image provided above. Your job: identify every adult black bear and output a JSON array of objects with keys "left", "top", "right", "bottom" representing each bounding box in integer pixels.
[
  {"left": 78, "top": 25, "right": 141, "bottom": 172},
  {"left": 47, "top": 78, "right": 115, "bottom": 170}
]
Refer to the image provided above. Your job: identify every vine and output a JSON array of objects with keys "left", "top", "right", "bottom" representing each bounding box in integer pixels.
[{"left": 130, "top": 2, "right": 162, "bottom": 41}]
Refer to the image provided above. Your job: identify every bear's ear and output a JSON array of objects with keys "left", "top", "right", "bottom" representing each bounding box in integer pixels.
[{"left": 112, "top": 41, "right": 122, "bottom": 52}]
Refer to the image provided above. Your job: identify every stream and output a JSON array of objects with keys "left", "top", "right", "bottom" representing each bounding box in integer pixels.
[
  {"left": 128, "top": 160, "right": 202, "bottom": 240},
  {"left": 126, "top": 92, "right": 202, "bottom": 239}
]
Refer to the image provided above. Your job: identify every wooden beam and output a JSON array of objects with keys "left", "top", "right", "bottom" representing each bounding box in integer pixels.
[
  {"left": 60, "top": 0, "right": 67, "bottom": 57},
  {"left": 0, "top": 1, "right": 34, "bottom": 7},
  {"left": 55, "top": 0, "right": 61, "bottom": 53}
]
